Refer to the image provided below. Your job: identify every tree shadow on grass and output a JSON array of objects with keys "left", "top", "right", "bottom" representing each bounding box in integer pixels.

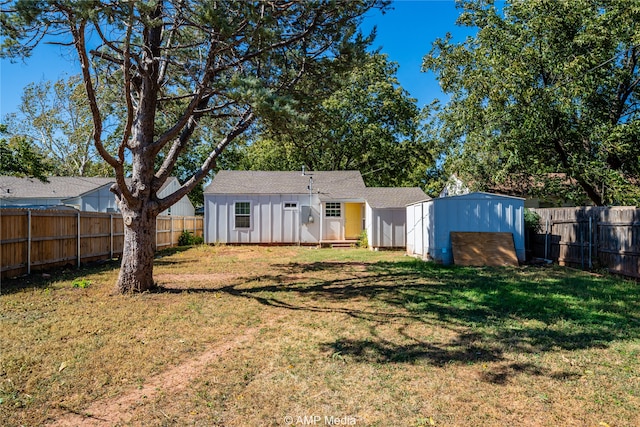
[
  {"left": 322, "top": 332, "right": 503, "bottom": 366},
  {"left": 148, "top": 254, "right": 640, "bottom": 385},
  {"left": 195, "top": 258, "right": 640, "bottom": 369}
]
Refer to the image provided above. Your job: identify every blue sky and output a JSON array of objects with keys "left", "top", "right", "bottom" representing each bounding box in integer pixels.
[{"left": 0, "top": 1, "right": 470, "bottom": 117}]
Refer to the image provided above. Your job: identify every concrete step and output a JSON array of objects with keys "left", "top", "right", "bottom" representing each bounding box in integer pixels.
[{"left": 319, "top": 240, "right": 359, "bottom": 249}]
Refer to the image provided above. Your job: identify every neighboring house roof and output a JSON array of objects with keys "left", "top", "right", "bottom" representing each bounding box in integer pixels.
[
  {"left": 365, "top": 187, "right": 429, "bottom": 209},
  {"left": 0, "top": 176, "right": 115, "bottom": 200},
  {"left": 204, "top": 170, "right": 367, "bottom": 199},
  {"left": 0, "top": 176, "right": 181, "bottom": 201}
]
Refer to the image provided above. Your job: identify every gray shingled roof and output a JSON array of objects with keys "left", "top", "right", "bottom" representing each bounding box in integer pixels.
[
  {"left": 364, "top": 187, "right": 430, "bottom": 209},
  {"left": 0, "top": 176, "right": 178, "bottom": 199},
  {"left": 204, "top": 170, "right": 429, "bottom": 209},
  {"left": 0, "top": 176, "right": 115, "bottom": 199},
  {"left": 204, "top": 170, "right": 367, "bottom": 199}
]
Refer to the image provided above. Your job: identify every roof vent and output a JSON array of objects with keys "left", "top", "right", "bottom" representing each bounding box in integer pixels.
[{"left": 301, "top": 165, "right": 306, "bottom": 176}]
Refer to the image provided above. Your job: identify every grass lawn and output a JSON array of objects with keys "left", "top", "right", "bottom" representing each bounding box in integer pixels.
[{"left": 1, "top": 245, "right": 639, "bottom": 426}]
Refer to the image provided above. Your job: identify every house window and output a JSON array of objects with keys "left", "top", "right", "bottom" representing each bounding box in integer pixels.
[
  {"left": 325, "top": 202, "right": 341, "bottom": 217},
  {"left": 235, "top": 201, "right": 251, "bottom": 228},
  {"left": 284, "top": 202, "right": 298, "bottom": 210}
]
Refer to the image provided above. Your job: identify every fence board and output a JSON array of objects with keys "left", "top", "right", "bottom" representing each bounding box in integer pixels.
[
  {"left": 1, "top": 210, "right": 28, "bottom": 277},
  {"left": 531, "top": 207, "right": 640, "bottom": 279},
  {"left": 1, "top": 209, "right": 203, "bottom": 278}
]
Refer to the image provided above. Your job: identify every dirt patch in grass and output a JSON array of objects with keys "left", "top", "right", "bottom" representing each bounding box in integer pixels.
[
  {"left": 49, "top": 313, "right": 282, "bottom": 426},
  {"left": 2, "top": 246, "right": 639, "bottom": 426}
]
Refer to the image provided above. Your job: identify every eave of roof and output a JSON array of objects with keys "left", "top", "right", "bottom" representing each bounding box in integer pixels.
[
  {"left": 365, "top": 187, "right": 430, "bottom": 209},
  {"left": 204, "top": 170, "right": 367, "bottom": 196}
]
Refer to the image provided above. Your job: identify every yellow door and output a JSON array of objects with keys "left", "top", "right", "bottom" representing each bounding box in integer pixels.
[{"left": 344, "top": 203, "right": 363, "bottom": 240}]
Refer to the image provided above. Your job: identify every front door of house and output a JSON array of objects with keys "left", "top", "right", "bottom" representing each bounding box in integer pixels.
[{"left": 344, "top": 203, "right": 363, "bottom": 240}]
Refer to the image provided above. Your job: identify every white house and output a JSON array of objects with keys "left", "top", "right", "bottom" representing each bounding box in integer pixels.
[
  {"left": 0, "top": 176, "right": 195, "bottom": 216},
  {"left": 204, "top": 170, "right": 427, "bottom": 249},
  {"left": 407, "top": 192, "right": 525, "bottom": 264}
]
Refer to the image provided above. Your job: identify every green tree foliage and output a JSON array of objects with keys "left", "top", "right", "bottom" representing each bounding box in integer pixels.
[
  {"left": 4, "top": 76, "right": 114, "bottom": 177},
  {"left": 423, "top": 0, "right": 640, "bottom": 205},
  {"left": 0, "top": 0, "right": 385, "bottom": 292},
  {"left": 0, "top": 125, "right": 52, "bottom": 180},
  {"left": 238, "top": 51, "right": 429, "bottom": 187}
]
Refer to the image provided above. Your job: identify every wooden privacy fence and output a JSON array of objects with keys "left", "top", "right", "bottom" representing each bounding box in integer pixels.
[
  {"left": 530, "top": 207, "right": 640, "bottom": 279},
  {"left": 0, "top": 209, "right": 203, "bottom": 279}
]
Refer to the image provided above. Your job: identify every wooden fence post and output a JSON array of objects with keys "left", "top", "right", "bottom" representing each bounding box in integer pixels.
[
  {"left": 27, "top": 210, "right": 32, "bottom": 275},
  {"left": 110, "top": 214, "right": 113, "bottom": 259},
  {"left": 77, "top": 211, "right": 81, "bottom": 269},
  {"left": 589, "top": 216, "right": 593, "bottom": 270}
]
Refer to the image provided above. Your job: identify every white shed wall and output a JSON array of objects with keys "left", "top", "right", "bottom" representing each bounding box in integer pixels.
[
  {"left": 367, "top": 205, "right": 406, "bottom": 248},
  {"left": 407, "top": 193, "right": 525, "bottom": 264},
  {"left": 205, "top": 194, "right": 320, "bottom": 244}
]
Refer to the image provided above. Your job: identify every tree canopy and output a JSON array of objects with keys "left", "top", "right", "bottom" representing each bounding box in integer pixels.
[
  {"left": 237, "top": 51, "right": 430, "bottom": 188},
  {"left": 1, "top": 0, "right": 386, "bottom": 292},
  {"left": 4, "top": 76, "right": 114, "bottom": 177},
  {"left": 0, "top": 125, "right": 52, "bottom": 180},
  {"left": 423, "top": 0, "right": 640, "bottom": 205}
]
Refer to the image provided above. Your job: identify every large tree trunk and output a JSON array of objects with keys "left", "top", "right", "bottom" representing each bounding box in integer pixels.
[{"left": 115, "top": 204, "right": 158, "bottom": 293}]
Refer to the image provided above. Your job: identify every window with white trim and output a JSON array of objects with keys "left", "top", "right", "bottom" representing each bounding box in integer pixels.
[
  {"left": 234, "top": 201, "right": 251, "bottom": 228},
  {"left": 284, "top": 202, "right": 298, "bottom": 210},
  {"left": 325, "top": 202, "right": 341, "bottom": 217}
]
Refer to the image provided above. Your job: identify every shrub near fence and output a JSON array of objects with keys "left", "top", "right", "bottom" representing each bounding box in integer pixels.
[
  {"left": 530, "top": 207, "right": 640, "bottom": 279},
  {"left": 0, "top": 209, "right": 203, "bottom": 279}
]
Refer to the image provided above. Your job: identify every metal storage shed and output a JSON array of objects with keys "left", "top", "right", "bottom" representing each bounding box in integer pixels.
[{"left": 407, "top": 192, "right": 525, "bottom": 264}]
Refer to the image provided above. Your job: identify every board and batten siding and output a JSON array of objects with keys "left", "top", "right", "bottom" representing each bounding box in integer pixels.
[
  {"left": 407, "top": 193, "right": 525, "bottom": 264},
  {"left": 205, "top": 194, "right": 320, "bottom": 244},
  {"left": 366, "top": 205, "right": 407, "bottom": 248},
  {"left": 66, "top": 185, "right": 118, "bottom": 212},
  {"left": 158, "top": 178, "right": 195, "bottom": 216}
]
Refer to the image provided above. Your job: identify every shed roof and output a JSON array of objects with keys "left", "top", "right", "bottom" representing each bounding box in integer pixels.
[
  {"left": 436, "top": 191, "right": 525, "bottom": 202},
  {"left": 204, "top": 170, "right": 367, "bottom": 199},
  {"left": 365, "top": 187, "right": 429, "bottom": 209}
]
